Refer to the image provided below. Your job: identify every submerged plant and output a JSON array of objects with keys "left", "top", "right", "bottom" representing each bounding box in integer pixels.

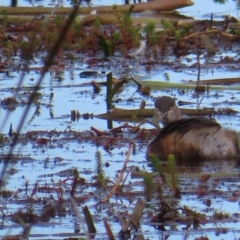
[
  {"left": 144, "top": 172, "right": 156, "bottom": 200},
  {"left": 182, "top": 205, "right": 206, "bottom": 229},
  {"left": 95, "top": 150, "right": 103, "bottom": 175},
  {"left": 213, "top": 209, "right": 230, "bottom": 220},
  {"left": 149, "top": 153, "right": 163, "bottom": 175},
  {"left": 95, "top": 150, "right": 108, "bottom": 187},
  {"left": 166, "top": 154, "right": 180, "bottom": 197},
  {"left": 167, "top": 155, "right": 178, "bottom": 185}
]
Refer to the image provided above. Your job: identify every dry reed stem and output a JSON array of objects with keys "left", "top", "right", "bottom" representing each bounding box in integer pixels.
[
  {"left": 183, "top": 29, "right": 220, "bottom": 40},
  {"left": 103, "top": 143, "right": 132, "bottom": 202},
  {"left": 103, "top": 218, "right": 115, "bottom": 240},
  {"left": 70, "top": 197, "right": 89, "bottom": 239},
  {"left": 0, "top": 1, "right": 193, "bottom": 15}
]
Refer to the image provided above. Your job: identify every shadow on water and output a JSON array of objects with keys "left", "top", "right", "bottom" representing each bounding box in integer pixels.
[
  {"left": 10, "top": 0, "right": 17, "bottom": 7},
  {"left": 147, "top": 144, "right": 240, "bottom": 173},
  {"left": 148, "top": 158, "right": 240, "bottom": 172}
]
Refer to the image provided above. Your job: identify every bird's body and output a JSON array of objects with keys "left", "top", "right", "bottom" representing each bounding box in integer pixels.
[
  {"left": 146, "top": 117, "right": 239, "bottom": 161},
  {"left": 147, "top": 96, "right": 240, "bottom": 162}
]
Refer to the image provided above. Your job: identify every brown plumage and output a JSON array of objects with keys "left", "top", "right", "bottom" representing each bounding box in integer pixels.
[
  {"left": 147, "top": 97, "right": 240, "bottom": 161},
  {"left": 154, "top": 96, "right": 176, "bottom": 114}
]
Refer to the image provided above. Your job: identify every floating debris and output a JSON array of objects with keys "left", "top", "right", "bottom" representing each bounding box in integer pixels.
[
  {"left": 79, "top": 71, "right": 99, "bottom": 78},
  {"left": 1, "top": 97, "right": 18, "bottom": 110}
]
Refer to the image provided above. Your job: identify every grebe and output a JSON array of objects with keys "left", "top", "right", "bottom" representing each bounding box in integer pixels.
[{"left": 147, "top": 96, "right": 240, "bottom": 161}]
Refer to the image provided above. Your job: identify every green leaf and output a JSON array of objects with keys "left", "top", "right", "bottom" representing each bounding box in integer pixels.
[
  {"left": 96, "top": 34, "right": 110, "bottom": 58},
  {"left": 109, "top": 79, "right": 128, "bottom": 100}
]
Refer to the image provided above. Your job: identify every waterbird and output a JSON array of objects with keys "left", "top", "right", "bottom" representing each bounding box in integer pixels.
[{"left": 146, "top": 96, "right": 240, "bottom": 161}]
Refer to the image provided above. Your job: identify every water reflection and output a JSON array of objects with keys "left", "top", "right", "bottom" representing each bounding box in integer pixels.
[
  {"left": 213, "top": 0, "right": 227, "bottom": 4},
  {"left": 148, "top": 157, "right": 240, "bottom": 174},
  {"left": 10, "top": 0, "right": 17, "bottom": 6},
  {"left": 3, "top": 0, "right": 240, "bottom": 21},
  {"left": 4, "top": 0, "right": 240, "bottom": 9},
  {"left": 177, "top": 158, "right": 240, "bottom": 172}
]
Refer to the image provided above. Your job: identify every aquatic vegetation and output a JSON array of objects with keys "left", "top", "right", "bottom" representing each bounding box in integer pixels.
[
  {"left": 143, "top": 172, "right": 155, "bottom": 200},
  {"left": 166, "top": 154, "right": 179, "bottom": 191},
  {"left": 213, "top": 209, "right": 230, "bottom": 220},
  {"left": 0, "top": 1, "right": 240, "bottom": 239},
  {"left": 95, "top": 150, "right": 108, "bottom": 188}
]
